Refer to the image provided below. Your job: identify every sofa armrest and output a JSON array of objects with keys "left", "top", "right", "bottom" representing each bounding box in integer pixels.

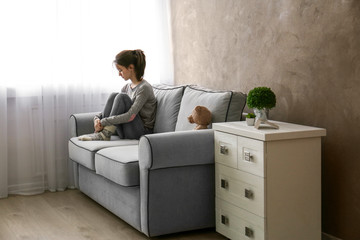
[
  {"left": 138, "top": 129, "right": 215, "bottom": 237},
  {"left": 138, "top": 129, "right": 214, "bottom": 170},
  {"left": 69, "top": 112, "right": 100, "bottom": 138}
]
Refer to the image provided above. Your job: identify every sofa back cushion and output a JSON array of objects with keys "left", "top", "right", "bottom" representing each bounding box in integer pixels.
[
  {"left": 153, "top": 84, "right": 185, "bottom": 133},
  {"left": 175, "top": 86, "right": 246, "bottom": 131}
]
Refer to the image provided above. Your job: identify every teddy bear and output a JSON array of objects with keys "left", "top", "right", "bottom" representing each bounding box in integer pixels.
[{"left": 188, "top": 106, "right": 212, "bottom": 130}]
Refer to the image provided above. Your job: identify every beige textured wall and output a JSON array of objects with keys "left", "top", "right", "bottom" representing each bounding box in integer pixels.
[{"left": 170, "top": 1, "right": 360, "bottom": 239}]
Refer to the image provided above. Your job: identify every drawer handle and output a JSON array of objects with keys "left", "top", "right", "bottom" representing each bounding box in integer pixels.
[
  {"left": 221, "top": 179, "right": 229, "bottom": 189},
  {"left": 220, "top": 145, "right": 228, "bottom": 155},
  {"left": 245, "top": 189, "right": 254, "bottom": 199},
  {"left": 221, "top": 215, "right": 229, "bottom": 225},
  {"left": 244, "top": 151, "right": 253, "bottom": 162},
  {"left": 245, "top": 226, "right": 254, "bottom": 238}
]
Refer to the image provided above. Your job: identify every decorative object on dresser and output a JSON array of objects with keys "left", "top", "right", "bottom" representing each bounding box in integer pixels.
[
  {"left": 246, "top": 87, "right": 279, "bottom": 129},
  {"left": 213, "top": 121, "right": 326, "bottom": 240},
  {"left": 245, "top": 113, "right": 256, "bottom": 126}
]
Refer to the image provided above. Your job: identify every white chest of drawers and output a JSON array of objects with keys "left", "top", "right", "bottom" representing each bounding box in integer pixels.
[{"left": 213, "top": 121, "right": 326, "bottom": 240}]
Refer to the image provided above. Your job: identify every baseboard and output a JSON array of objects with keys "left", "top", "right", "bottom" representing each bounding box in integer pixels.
[
  {"left": 322, "top": 232, "right": 342, "bottom": 240},
  {"left": 8, "top": 181, "right": 45, "bottom": 195}
]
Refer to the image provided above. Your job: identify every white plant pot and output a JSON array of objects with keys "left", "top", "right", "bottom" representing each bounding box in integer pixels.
[{"left": 246, "top": 118, "right": 255, "bottom": 126}]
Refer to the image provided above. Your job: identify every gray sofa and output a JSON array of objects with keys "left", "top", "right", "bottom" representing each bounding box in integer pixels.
[{"left": 68, "top": 84, "right": 246, "bottom": 237}]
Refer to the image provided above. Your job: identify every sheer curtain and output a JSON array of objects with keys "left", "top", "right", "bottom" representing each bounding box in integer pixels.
[{"left": 0, "top": 0, "right": 173, "bottom": 198}]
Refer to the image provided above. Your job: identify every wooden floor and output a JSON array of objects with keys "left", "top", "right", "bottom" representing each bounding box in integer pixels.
[{"left": 0, "top": 189, "right": 226, "bottom": 240}]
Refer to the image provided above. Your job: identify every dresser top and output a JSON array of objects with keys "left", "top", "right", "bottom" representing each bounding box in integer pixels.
[{"left": 213, "top": 121, "right": 326, "bottom": 141}]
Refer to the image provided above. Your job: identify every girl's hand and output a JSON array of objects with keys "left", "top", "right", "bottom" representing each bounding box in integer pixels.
[{"left": 94, "top": 119, "right": 104, "bottom": 132}]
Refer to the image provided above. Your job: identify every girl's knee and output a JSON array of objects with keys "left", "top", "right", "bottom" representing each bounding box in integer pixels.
[
  {"left": 114, "top": 93, "right": 132, "bottom": 104},
  {"left": 106, "top": 92, "right": 120, "bottom": 104},
  {"left": 109, "top": 92, "right": 119, "bottom": 98},
  {"left": 107, "top": 92, "right": 119, "bottom": 100}
]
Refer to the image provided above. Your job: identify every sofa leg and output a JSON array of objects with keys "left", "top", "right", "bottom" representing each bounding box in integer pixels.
[{"left": 68, "top": 160, "right": 79, "bottom": 189}]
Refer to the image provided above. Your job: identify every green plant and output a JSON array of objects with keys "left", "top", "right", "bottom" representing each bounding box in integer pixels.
[
  {"left": 246, "top": 113, "right": 256, "bottom": 118},
  {"left": 247, "top": 87, "right": 276, "bottom": 110}
]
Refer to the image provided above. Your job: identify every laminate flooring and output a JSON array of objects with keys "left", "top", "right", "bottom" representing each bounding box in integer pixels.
[{"left": 0, "top": 189, "right": 226, "bottom": 240}]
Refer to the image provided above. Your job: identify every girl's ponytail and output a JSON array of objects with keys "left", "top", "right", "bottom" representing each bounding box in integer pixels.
[{"left": 133, "top": 49, "right": 146, "bottom": 80}]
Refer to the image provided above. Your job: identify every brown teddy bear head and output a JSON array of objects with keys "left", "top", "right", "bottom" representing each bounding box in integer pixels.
[{"left": 187, "top": 106, "right": 212, "bottom": 130}]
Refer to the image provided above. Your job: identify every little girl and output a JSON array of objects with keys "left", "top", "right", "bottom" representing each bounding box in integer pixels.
[{"left": 79, "top": 49, "right": 157, "bottom": 140}]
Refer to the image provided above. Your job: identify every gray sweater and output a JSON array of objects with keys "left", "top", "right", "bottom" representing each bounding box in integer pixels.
[{"left": 100, "top": 80, "right": 157, "bottom": 129}]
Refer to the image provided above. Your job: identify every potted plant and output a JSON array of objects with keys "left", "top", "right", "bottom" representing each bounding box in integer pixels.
[
  {"left": 247, "top": 87, "right": 278, "bottom": 129},
  {"left": 245, "top": 113, "right": 256, "bottom": 126}
]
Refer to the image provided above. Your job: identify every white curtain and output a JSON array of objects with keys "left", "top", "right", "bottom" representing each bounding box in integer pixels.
[{"left": 0, "top": 0, "right": 173, "bottom": 198}]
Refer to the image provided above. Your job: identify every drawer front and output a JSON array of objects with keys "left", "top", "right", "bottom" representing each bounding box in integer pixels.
[
  {"left": 238, "top": 136, "right": 265, "bottom": 177},
  {"left": 215, "top": 131, "right": 238, "bottom": 168},
  {"left": 216, "top": 198, "right": 265, "bottom": 240},
  {"left": 216, "top": 164, "right": 265, "bottom": 217}
]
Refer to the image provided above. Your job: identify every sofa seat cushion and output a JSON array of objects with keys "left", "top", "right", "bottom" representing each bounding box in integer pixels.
[
  {"left": 95, "top": 145, "right": 140, "bottom": 187},
  {"left": 175, "top": 86, "right": 247, "bottom": 131},
  {"left": 69, "top": 136, "right": 139, "bottom": 170}
]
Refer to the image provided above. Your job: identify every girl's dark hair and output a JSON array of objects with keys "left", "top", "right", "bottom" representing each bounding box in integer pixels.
[{"left": 114, "top": 49, "right": 146, "bottom": 80}]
